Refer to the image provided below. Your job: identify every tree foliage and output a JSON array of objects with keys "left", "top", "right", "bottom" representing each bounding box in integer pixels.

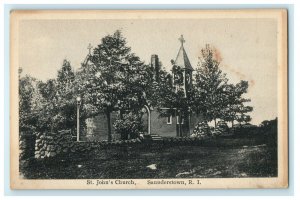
[
  {"left": 221, "top": 81, "right": 253, "bottom": 126},
  {"left": 193, "top": 45, "right": 253, "bottom": 127},
  {"left": 19, "top": 70, "right": 39, "bottom": 132},
  {"left": 113, "top": 111, "right": 144, "bottom": 140},
  {"left": 55, "top": 60, "right": 77, "bottom": 131},
  {"left": 193, "top": 45, "right": 228, "bottom": 127},
  {"left": 24, "top": 60, "right": 78, "bottom": 132},
  {"left": 78, "top": 30, "right": 152, "bottom": 140}
]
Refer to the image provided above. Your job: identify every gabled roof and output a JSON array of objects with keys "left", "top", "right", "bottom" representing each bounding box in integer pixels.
[{"left": 174, "top": 44, "right": 193, "bottom": 71}]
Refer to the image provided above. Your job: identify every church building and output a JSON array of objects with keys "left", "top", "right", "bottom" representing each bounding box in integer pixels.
[{"left": 83, "top": 35, "right": 202, "bottom": 141}]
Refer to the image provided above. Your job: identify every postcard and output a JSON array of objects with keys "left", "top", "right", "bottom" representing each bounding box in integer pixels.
[{"left": 10, "top": 9, "right": 288, "bottom": 189}]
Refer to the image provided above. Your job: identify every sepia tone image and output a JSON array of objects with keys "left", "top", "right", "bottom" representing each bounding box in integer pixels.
[{"left": 10, "top": 10, "right": 288, "bottom": 189}]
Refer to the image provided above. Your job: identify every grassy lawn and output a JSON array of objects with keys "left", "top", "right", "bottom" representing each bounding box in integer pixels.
[{"left": 20, "top": 136, "right": 277, "bottom": 179}]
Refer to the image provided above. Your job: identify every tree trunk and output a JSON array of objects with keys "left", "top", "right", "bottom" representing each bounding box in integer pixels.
[
  {"left": 106, "top": 110, "right": 112, "bottom": 142},
  {"left": 120, "top": 109, "right": 124, "bottom": 120},
  {"left": 231, "top": 120, "right": 234, "bottom": 128},
  {"left": 187, "top": 114, "right": 191, "bottom": 136},
  {"left": 214, "top": 118, "right": 217, "bottom": 128}
]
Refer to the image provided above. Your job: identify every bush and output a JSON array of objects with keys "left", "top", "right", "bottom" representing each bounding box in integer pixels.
[
  {"left": 191, "top": 121, "right": 211, "bottom": 138},
  {"left": 113, "top": 112, "right": 144, "bottom": 140},
  {"left": 213, "top": 120, "right": 229, "bottom": 136}
]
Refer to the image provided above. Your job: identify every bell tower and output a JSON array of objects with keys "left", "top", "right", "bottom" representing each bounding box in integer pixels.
[{"left": 172, "top": 35, "right": 193, "bottom": 97}]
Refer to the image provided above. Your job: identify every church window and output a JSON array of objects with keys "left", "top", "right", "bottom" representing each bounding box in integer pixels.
[
  {"left": 176, "top": 116, "right": 184, "bottom": 124},
  {"left": 167, "top": 115, "right": 172, "bottom": 124}
]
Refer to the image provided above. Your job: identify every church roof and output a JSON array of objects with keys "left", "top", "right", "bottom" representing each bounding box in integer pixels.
[{"left": 174, "top": 36, "right": 193, "bottom": 71}]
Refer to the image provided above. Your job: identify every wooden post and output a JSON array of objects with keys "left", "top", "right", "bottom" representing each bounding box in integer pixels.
[
  {"left": 76, "top": 96, "right": 81, "bottom": 142},
  {"left": 76, "top": 104, "right": 80, "bottom": 142}
]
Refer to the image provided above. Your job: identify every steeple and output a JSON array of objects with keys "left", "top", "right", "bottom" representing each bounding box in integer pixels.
[
  {"left": 174, "top": 35, "right": 193, "bottom": 71},
  {"left": 172, "top": 35, "right": 194, "bottom": 97}
]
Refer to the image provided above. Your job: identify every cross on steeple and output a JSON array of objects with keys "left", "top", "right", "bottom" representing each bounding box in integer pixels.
[
  {"left": 179, "top": 35, "right": 185, "bottom": 47},
  {"left": 87, "top": 43, "right": 93, "bottom": 55}
]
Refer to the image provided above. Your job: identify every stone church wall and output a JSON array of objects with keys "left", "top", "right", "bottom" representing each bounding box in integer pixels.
[
  {"left": 142, "top": 110, "right": 203, "bottom": 137},
  {"left": 147, "top": 111, "right": 177, "bottom": 137},
  {"left": 85, "top": 112, "right": 120, "bottom": 141}
]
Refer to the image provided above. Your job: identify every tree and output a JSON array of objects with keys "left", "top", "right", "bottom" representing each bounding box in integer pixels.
[
  {"left": 193, "top": 44, "right": 228, "bottom": 127},
  {"left": 235, "top": 104, "right": 253, "bottom": 125},
  {"left": 259, "top": 118, "right": 277, "bottom": 146},
  {"left": 193, "top": 45, "right": 253, "bottom": 128},
  {"left": 35, "top": 60, "right": 77, "bottom": 132},
  {"left": 221, "top": 81, "right": 253, "bottom": 127},
  {"left": 35, "top": 78, "right": 57, "bottom": 131},
  {"left": 113, "top": 111, "right": 144, "bottom": 139},
  {"left": 111, "top": 56, "right": 153, "bottom": 140},
  {"left": 19, "top": 70, "right": 39, "bottom": 132},
  {"left": 55, "top": 60, "right": 77, "bottom": 131},
  {"left": 78, "top": 30, "right": 151, "bottom": 141}
]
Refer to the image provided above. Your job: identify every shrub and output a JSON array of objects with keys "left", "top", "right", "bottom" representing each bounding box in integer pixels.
[
  {"left": 213, "top": 120, "right": 229, "bottom": 136},
  {"left": 113, "top": 112, "right": 144, "bottom": 140},
  {"left": 191, "top": 121, "right": 211, "bottom": 138}
]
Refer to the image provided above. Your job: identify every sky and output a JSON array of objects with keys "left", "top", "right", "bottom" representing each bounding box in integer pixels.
[{"left": 19, "top": 18, "right": 278, "bottom": 125}]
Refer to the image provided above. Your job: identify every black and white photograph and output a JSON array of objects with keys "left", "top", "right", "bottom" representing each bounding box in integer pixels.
[{"left": 10, "top": 10, "right": 288, "bottom": 189}]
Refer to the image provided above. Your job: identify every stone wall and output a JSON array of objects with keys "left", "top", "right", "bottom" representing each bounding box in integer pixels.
[
  {"left": 19, "top": 133, "right": 36, "bottom": 160},
  {"left": 33, "top": 129, "right": 210, "bottom": 160},
  {"left": 34, "top": 130, "right": 74, "bottom": 159},
  {"left": 34, "top": 130, "right": 124, "bottom": 159}
]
